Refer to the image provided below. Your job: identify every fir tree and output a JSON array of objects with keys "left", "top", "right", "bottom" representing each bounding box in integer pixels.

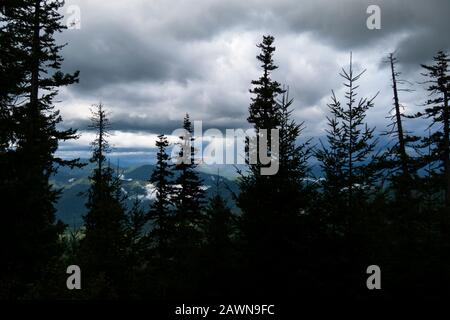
[
  {"left": 172, "top": 114, "right": 205, "bottom": 244},
  {"left": 170, "top": 114, "right": 205, "bottom": 296},
  {"left": 126, "top": 197, "right": 148, "bottom": 262},
  {"left": 201, "top": 175, "right": 236, "bottom": 296},
  {"left": 414, "top": 51, "right": 450, "bottom": 207},
  {"left": 204, "top": 175, "right": 235, "bottom": 258},
  {"left": 316, "top": 54, "right": 379, "bottom": 218},
  {"left": 314, "top": 54, "right": 380, "bottom": 296},
  {"left": 80, "top": 104, "right": 128, "bottom": 298},
  {"left": 237, "top": 36, "right": 311, "bottom": 296},
  {"left": 148, "top": 134, "right": 174, "bottom": 258},
  {"left": 385, "top": 54, "right": 412, "bottom": 183},
  {"left": 402, "top": 51, "right": 450, "bottom": 295},
  {"left": 380, "top": 53, "right": 420, "bottom": 203},
  {"left": 0, "top": 0, "right": 80, "bottom": 298},
  {"left": 248, "top": 35, "right": 284, "bottom": 131},
  {"left": 277, "top": 88, "right": 312, "bottom": 215}
]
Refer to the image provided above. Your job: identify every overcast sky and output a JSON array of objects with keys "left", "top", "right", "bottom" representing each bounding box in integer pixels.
[{"left": 55, "top": 0, "right": 450, "bottom": 164}]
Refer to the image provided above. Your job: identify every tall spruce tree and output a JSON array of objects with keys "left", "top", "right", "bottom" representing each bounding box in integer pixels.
[
  {"left": 173, "top": 114, "right": 205, "bottom": 244},
  {"left": 409, "top": 51, "right": 450, "bottom": 296},
  {"left": 381, "top": 53, "right": 419, "bottom": 199},
  {"left": 80, "top": 104, "right": 128, "bottom": 298},
  {"left": 0, "top": 0, "right": 80, "bottom": 298},
  {"left": 316, "top": 54, "right": 378, "bottom": 219},
  {"left": 248, "top": 35, "right": 283, "bottom": 132},
  {"left": 237, "top": 35, "right": 311, "bottom": 296},
  {"left": 278, "top": 88, "right": 312, "bottom": 214},
  {"left": 375, "top": 54, "right": 424, "bottom": 272},
  {"left": 204, "top": 193, "right": 234, "bottom": 260},
  {"left": 201, "top": 175, "right": 236, "bottom": 296},
  {"left": 148, "top": 134, "right": 174, "bottom": 258},
  {"left": 169, "top": 114, "right": 205, "bottom": 296},
  {"left": 0, "top": 3, "right": 24, "bottom": 151},
  {"left": 414, "top": 51, "right": 450, "bottom": 208},
  {"left": 314, "top": 54, "right": 380, "bottom": 296}
]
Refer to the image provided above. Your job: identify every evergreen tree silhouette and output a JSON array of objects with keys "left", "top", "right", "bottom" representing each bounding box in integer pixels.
[
  {"left": 314, "top": 54, "right": 380, "bottom": 296},
  {"left": 171, "top": 114, "right": 205, "bottom": 296},
  {"left": 380, "top": 52, "right": 419, "bottom": 201},
  {"left": 125, "top": 197, "right": 148, "bottom": 265},
  {"left": 237, "top": 35, "right": 311, "bottom": 297},
  {"left": 248, "top": 35, "right": 283, "bottom": 132},
  {"left": 148, "top": 134, "right": 174, "bottom": 259},
  {"left": 79, "top": 104, "right": 128, "bottom": 298},
  {"left": 409, "top": 51, "right": 450, "bottom": 295},
  {"left": 173, "top": 114, "right": 205, "bottom": 244},
  {"left": 316, "top": 54, "right": 379, "bottom": 224},
  {"left": 413, "top": 51, "right": 450, "bottom": 208},
  {"left": 0, "top": 0, "right": 80, "bottom": 298},
  {"left": 201, "top": 174, "right": 236, "bottom": 296}
]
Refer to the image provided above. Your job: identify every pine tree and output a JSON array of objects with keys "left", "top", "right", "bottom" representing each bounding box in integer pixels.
[
  {"left": 414, "top": 51, "right": 450, "bottom": 208},
  {"left": 80, "top": 104, "right": 128, "bottom": 298},
  {"left": 169, "top": 114, "right": 205, "bottom": 296},
  {"left": 126, "top": 197, "right": 148, "bottom": 263},
  {"left": 378, "top": 53, "right": 422, "bottom": 206},
  {"left": 314, "top": 54, "right": 380, "bottom": 296},
  {"left": 248, "top": 35, "right": 283, "bottom": 132},
  {"left": 204, "top": 175, "right": 235, "bottom": 259},
  {"left": 0, "top": 5, "right": 24, "bottom": 151},
  {"left": 0, "top": 0, "right": 80, "bottom": 298},
  {"left": 384, "top": 53, "right": 414, "bottom": 189},
  {"left": 238, "top": 36, "right": 285, "bottom": 239},
  {"left": 237, "top": 36, "right": 312, "bottom": 296},
  {"left": 172, "top": 114, "right": 205, "bottom": 245},
  {"left": 202, "top": 176, "right": 236, "bottom": 296},
  {"left": 148, "top": 134, "right": 174, "bottom": 258},
  {"left": 316, "top": 54, "right": 378, "bottom": 219},
  {"left": 408, "top": 51, "right": 450, "bottom": 295},
  {"left": 377, "top": 53, "right": 427, "bottom": 273},
  {"left": 277, "top": 88, "right": 312, "bottom": 215}
]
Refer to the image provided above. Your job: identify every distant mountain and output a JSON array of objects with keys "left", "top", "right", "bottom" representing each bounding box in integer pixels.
[{"left": 52, "top": 163, "right": 240, "bottom": 228}]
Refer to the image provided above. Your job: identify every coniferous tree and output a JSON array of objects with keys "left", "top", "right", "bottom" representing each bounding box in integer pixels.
[
  {"left": 238, "top": 36, "right": 283, "bottom": 295},
  {"left": 173, "top": 114, "right": 205, "bottom": 244},
  {"left": 204, "top": 193, "right": 234, "bottom": 259},
  {"left": 376, "top": 53, "right": 430, "bottom": 296},
  {"left": 248, "top": 35, "right": 283, "bottom": 134},
  {"left": 414, "top": 51, "right": 450, "bottom": 208},
  {"left": 201, "top": 176, "right": 236, "bottom": 296},
  {"left": 316, "top": 54, "right": 379, "bottom": 222},
  {"left": 314, "top": 54, "right": 379, "bottom": 296},
  {"left": 0, "top": 4, "right": 24, "bottom": 151},
  {"left": 168, "top": 114, "right": 205, "bottom": 296},
  {"left": 126, "top": 197, "right": 148, "bottom": 264},
  {"left": 381, "top": 53, "right": 419, "bottom": 200},
  {"left": 124, "top": 197, "right": 149, "bottom": 298},
  {"left": 0, "top": 0, "right": 80, "bottom": 298},
  {"left": 278, "top": 88, "right": 313, "bottom": 216},
  {"left": 237, "top": 36, "right": 311, "bottom": 296},
  {"left": 410, "top": 51, "right": 450, "bottom": 295},
  {"left": 148, "top": 134, "right": 174, "bottom": 258},
  {"left": 80, "top": 104, "right": 128, "bottom": 298}
]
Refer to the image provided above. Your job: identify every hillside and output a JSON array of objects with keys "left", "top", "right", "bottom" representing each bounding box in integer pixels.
[{"left": 52, "top": 163, "right": 240, "bottom": 228}]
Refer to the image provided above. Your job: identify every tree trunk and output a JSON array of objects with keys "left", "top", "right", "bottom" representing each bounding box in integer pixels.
[{"left": 389, "top": 54, "right": 410, "bottom": 188}]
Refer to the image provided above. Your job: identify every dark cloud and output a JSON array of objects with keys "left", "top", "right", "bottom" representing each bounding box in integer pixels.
[{"left": 56, "top": 0, "right": 449, "bottom": 156}]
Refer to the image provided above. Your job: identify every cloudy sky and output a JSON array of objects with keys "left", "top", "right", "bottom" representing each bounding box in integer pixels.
[{"left": 55, "top": 0, "right": 450, "bottom": 164}]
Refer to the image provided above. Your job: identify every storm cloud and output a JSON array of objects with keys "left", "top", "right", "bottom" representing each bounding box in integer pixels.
[{"left": 55, "top": 0, "right": 450, "bottom": 160}]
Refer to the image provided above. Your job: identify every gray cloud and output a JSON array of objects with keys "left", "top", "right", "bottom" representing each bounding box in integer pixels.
[{"left": 56, "top": 0, "right": 449, "bottom": 157}]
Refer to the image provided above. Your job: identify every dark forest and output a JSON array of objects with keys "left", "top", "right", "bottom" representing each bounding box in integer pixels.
[{"left": 1, "top": 0, "right": 450, "bottom": 306}]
